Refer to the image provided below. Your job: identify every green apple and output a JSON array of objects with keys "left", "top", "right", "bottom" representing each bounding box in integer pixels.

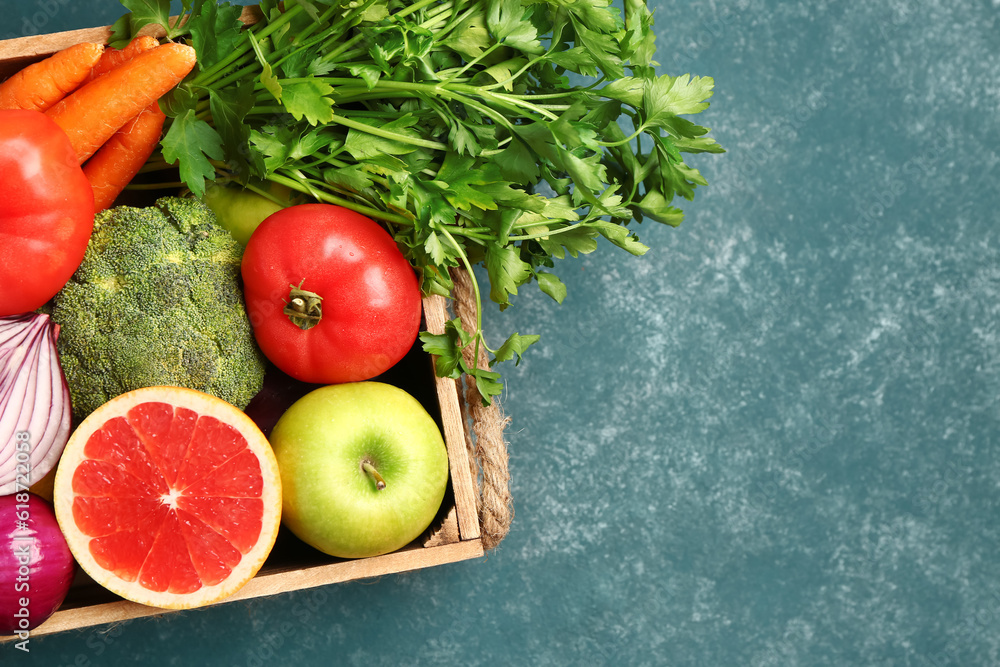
[
  {"left": 269, "top": 381, "right": 450, "bottom": 559},
  {"left": 201, "top": 181, "right": 298, "bottom": 246}
]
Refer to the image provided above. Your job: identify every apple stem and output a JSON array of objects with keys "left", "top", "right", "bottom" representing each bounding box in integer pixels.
[{"left": 362, "top": 462, "right": 387, "bottom": 490}]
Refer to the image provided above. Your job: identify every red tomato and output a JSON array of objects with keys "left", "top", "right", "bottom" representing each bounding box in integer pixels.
[
  {"left": 0, "top": 110, "right": 94, "bottom": 316},
  {"left": 241, "top": 204, "right": 422, "bottom": 384}
]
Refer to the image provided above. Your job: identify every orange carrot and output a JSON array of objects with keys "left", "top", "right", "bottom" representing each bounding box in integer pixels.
[
  {"left": 83, "top": 35, "right": 160, "bottom": 85},
  {"left": 83, "top": 102, "right": 167, "bottom": 212},
  {"left": 46, "top": 43, "right": 196, "bottom": 164},
  {"left": 0, "top": 42, "right": 104, "bottom": 112}
]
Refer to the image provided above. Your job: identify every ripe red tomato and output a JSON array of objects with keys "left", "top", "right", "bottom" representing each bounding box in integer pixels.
[
  {"left": 0, "top": 110, "right": 94, "bottom": 316},
  {"left": 241, "top": 204, "right": 422, "bottom": 384}
]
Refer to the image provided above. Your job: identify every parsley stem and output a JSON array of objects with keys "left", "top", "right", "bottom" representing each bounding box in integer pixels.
[
  {"left": 419, "top": 0, "right": 457, "bottom": 22},
  {"left": 326, "top": 113, "right": 450, "bottom": 151},
  {"left": 271, "top": 0, "right": 372, "bottom": 71},
  {"left": 508, "top": 222, "right": 586, "bottom": 241},
  {"left": 394, "top": 0, "right": 445, "bottom": 19},
  {"left": 205, "top": 53, "right": 260, "bottom": 91},
  {"left": 267, "top": 173, "right": 412, "bottom": 226},
  {"left": 443, "top": 43, "right": 502, "bottom": 86},
  {"left": 194, "top": 3, "right": 304, "bottom": 88},
  {"left": 477, "top": 24, "right": 566, "bottom": 93},
  {"left": 449, "top": 96, "right": 515, "bottom": 131},
  {"left": 447, "top": 224, "right": 492, "bottom": 234},
  {"left": 595, "top": 124, "right": 648, "bottom": 148},
  {"left": 242, "top": 182, "right": 287, "bottom": 207},
  {"left": 315, "top": 34, "right": 366, "bottom": 64},
  {"left": 481, "top": 90, "right": 559, "bottom": 121},
  {"left": 429, "top": 1, "right": 478, "bottom": 38}
]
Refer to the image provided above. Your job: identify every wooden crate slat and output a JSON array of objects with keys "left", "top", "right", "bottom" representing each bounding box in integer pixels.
[
  {"left": 10, "top": 541, "right": 484, "bottom": 640},
  {"left": 423, "top": 506, "right": 461, "bottom": 548},
  {"left": 0, "top": 6, "right": 263, "bottom": 78},
  {"left": 421, "top": 295, "right": 482, "bottom": 542}
]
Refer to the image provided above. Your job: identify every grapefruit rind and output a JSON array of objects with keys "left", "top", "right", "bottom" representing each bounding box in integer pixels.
[{"left": 53, "top": 386, "right": 282, "bottom": 610}]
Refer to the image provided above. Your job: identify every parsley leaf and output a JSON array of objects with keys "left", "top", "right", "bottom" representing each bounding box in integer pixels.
[
  {"left": 248, "top": 32, "right": 282, "bottom": 103},
  {"left": 161, "top": 109, "right": 223, "bottom": 197},
  {"left": 537, "top": 227, "right": 600, "bottom": 259},
  {"left": 488, "top": 0, "right": 544, "bottom": 54},
  {"left": 208, "top": 83, "right": 254, "bottom": 177},
  {"left": 419, "top": 328, "right": 463, "bottom": 379},
  {"left": 493, "top": 332, "right": 540, "bottom": 365},
  {"left": 642, "top": 74, "right": 716, "bottom": 129},
  {"left": 283, "top": 80, "right": 335, "bottom": 125},
  {"left": 118, "top": 0, "right": 173, "bottom": 38},
  {"left": 188, "top": 0, "right": 244, "bottom": 71},
  {"left": 589, "top": 221, "right": 649, "bottom": 256},
  {"left": 486, "top": 243, "right": 532, "bottom": 308},
  {"left": 535, "top": 271, "right": 567, "bottom": 303}
]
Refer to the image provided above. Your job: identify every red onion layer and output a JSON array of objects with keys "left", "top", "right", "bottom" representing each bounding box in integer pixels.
[{"left": 0, "top": 314, "right": 72, "bottom": 495}]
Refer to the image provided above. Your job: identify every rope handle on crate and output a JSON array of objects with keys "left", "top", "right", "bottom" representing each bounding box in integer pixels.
[{"left": 450, "top": 269, "right": 513, "bottom": 551}]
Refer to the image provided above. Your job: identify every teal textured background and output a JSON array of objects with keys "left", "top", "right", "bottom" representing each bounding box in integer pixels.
[{"left": 4, "top": 1, "right": 1000, "bottom": 665}]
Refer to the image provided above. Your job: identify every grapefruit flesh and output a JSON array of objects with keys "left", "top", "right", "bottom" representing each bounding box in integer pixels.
[{"left": 53, "top": 386, "right": 281, "bottom": 610}]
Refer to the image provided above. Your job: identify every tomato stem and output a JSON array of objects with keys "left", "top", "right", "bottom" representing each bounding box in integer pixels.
[{"left": 283, "top": 281, "right": 323, "bottom": 330}]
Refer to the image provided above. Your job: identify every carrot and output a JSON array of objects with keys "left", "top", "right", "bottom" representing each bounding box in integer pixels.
[
  {"left": 83, "top": 102, "right": 167, "bottom": 212},
  {"left": 0, "top": 42, "right": 104, "bottom": 112},
  {"left": 82, "top": 35, "right": 160, "bottom": 85},
  {"left": 46, "top": 43, "right": 196, "bottom": 164}
]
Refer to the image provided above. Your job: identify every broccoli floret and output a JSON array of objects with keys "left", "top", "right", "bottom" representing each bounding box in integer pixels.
[{"left": 52, "top": 196, "right": 266, "bottom": 421}]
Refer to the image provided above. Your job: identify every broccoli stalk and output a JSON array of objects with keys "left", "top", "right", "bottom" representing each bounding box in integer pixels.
[{"left": 52, "top": 197, "right": 266, "bottom": 421}]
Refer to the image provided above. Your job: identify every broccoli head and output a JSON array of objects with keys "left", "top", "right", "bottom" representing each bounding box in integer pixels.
[{"left": 52, "top": 196, "right": 266, "bottom": 421}]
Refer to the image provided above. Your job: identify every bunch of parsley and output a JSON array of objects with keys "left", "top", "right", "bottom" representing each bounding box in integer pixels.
[{"left": 112, "top": 0, "right": 723, "bottom": 401}]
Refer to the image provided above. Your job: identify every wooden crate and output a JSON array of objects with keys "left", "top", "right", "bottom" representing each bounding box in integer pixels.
[{"left": 0, "top": 14, "right": 491, "bottom": 638}]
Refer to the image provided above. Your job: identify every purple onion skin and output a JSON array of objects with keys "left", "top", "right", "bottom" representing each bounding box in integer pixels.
[{"left": 0, "top": 493, "right": 75, "bottom": 634}]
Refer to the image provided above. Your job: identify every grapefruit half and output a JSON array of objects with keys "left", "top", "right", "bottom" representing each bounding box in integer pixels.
[{"left": 53, "top": 386, "right": 281, "bottom": 609}]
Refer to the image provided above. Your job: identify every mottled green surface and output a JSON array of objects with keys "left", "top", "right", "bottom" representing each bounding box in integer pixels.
[{"left": 5, "top": 1, "right": 1000, "bottom": 665}]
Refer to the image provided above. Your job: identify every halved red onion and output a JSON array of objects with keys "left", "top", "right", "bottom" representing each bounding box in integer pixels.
[
  {"left": 0, "top": 493, "right": 75, "bottom": 633},
  {"left": 0, "top": 314, "right": 72, "bottom": 496}
]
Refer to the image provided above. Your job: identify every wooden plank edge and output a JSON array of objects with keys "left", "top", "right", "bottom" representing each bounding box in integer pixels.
[
  {"left": 3, "top": 540, "right": 484, "bottom": 641},
  {"left": 421, "top": 294, "right": 482, "bottom": 542},
  {"left": 0, "top": 6, "right": 262, "bottom": 62},
  {"left": 0, "top": 26, "right": 111, "bottom": 62},
  {"left": 423, "top": 505, "right": 460, "bottom": 548}
]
